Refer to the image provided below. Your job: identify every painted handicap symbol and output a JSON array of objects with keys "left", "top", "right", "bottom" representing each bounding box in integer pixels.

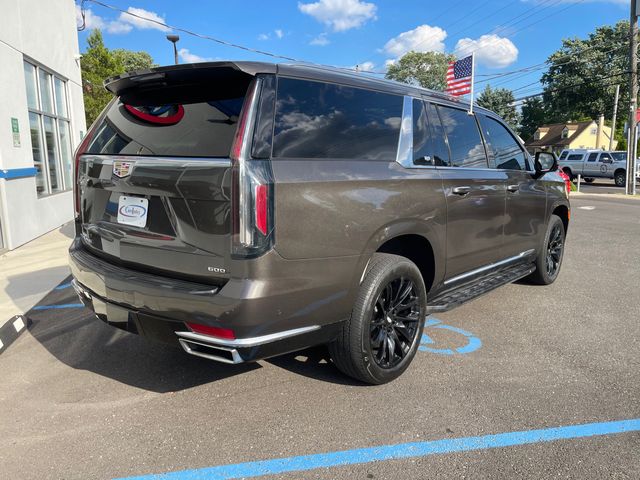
[{"left": 419, "top": 318, "right": 481, "bottom": 355}]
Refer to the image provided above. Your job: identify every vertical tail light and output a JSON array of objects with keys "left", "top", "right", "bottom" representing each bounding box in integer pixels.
[
  {"left": 73, "top": 132, "right": 93, "bottom": 217},
  {"left": 231, "top": 77, "right": 275, "bottom": 258},
  {"left": 72, "top": 99, "right": 113, "bottom": 219}
]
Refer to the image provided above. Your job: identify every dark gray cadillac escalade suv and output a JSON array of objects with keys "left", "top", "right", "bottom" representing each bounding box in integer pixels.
[{"left": 69, "top": 61, "right": 569, "bottom": 384}]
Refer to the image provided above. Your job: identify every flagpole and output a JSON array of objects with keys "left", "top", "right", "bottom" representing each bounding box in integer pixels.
[{"left": 469, "top": 53, "right": 475, "bottom": 115}]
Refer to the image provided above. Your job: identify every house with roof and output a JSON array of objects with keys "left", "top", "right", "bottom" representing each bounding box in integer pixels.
[{"left": 525, "top": 117, "right": 616, "bottom": 154}]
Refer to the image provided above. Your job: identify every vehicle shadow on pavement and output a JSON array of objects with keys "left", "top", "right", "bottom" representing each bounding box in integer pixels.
[
  {"left": 267, "top": 346, "right": 365, "bottom": 386},
  {"left": 25, "top": 277, "right": 260, "bottom": 393}
]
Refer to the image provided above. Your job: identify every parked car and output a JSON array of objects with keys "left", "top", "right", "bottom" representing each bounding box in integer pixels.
[
  {"left": 557, "top": 148, "right": 640, "bottom": 187},
  {"left": 69, "top": 62, "right": 570, "bottom": 384}
]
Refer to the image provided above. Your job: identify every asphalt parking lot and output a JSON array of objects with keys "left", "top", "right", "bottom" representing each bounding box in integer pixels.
[
  {"left": 576, "top": 177, "right": 638, "bottom": 195},
  {"left": 1, "top": 194, "right": 639, "bottom": 480}
]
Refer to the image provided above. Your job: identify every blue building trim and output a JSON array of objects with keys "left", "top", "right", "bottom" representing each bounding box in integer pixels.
[{"left": 0, "top": 167, "right": 37, "bottom": 180}]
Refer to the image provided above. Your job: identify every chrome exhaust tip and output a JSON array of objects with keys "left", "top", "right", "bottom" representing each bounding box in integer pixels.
[{"left": 178, "top": 338, "right": 243, "bottom": 364}]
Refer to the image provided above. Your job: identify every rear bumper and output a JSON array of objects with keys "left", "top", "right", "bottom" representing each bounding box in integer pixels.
[{"left": 68, "top": 238, "right": 355, "bottom": 362}]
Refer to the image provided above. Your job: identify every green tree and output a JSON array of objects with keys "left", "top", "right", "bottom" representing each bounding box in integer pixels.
[
  {"left": 385, "top": 51, "right": 456, "bottom": 91},
  {"left": 476, "top": 85, "right": 519, "bottom": 130},
  {"left": 519, "top": 96, "right": 546, "bottom": 141},
  {"left": 113, "top": 49, "right": 156, "bottom": 72},
  {"left": 80, "top": 29, "right": 155, "bottom": 125},
  {"left": 541, "top": 20, "right": 629, "bottom": 124}
]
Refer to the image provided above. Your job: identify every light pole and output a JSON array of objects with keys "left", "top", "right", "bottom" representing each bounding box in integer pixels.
[{"left": 166, "top": 34, "right": 180, "bottom": 65}]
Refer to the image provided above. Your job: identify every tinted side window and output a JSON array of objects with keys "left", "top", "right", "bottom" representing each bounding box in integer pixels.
[
  {"left": 273, "top": 78, "right": 402, "bottom": 160},
  {"left": 559, "top": 151, "right": 568, "bottom": 160},
  {"left": 426, "top": 103, "right": 450, "bottom": 166},
  {"left": 587, "top": 152, "right": 598, "bottom": 162},
  {"left": 478, "top": 114, "right": 529, "bottom": 170},
  {"left": 412, "top": 99, "right": 431, "bottom": 165},
  {"left": 437, "top": 105, "right": 488, "bottom": 168},
  {"left": 567, "top": 154, "right": 583, "bottom": 161},
  {"left": 600, "top": 152, "right": 612, "bottom": 162}
]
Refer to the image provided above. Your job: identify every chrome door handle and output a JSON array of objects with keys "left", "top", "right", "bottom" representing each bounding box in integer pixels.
[
  {"left": 452, "top": 186, "right": 471, "bottom": 195},
  {"left": 507, "top": 184, "right": 519, "bottom": 192}
]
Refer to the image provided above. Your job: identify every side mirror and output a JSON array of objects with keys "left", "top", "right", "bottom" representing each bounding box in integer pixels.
[
  {"left": 534, "top": 151, "right": 558, "bottom": 177},
  {"left": 601, "top": 158, "right": 613, "bottom": 164}
]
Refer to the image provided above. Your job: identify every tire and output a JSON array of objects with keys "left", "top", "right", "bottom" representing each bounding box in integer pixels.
[
  {"left": 614, "top": 170, "right": 626, "bottom": 187},
  {"left": 329, "top": 253, "right": 427, "bottom": 385},
  {"left": 526, "top": 215, "right": 566, "bottom": 285},
  {"left": 584, "top": 178, "right": 594, "bottom": 183}
]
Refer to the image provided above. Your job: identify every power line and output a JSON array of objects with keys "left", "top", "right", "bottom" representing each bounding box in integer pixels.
[
  {"left": 512, "top": 71, "right": 630, "bottom": 101},
  {"left": 82, "top": 0, "right": 303, "bottom": 62}
]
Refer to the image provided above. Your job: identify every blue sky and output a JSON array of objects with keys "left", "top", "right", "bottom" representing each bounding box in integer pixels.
[{"left": 76, "top": 0, "right": 628, "bottom": 99}]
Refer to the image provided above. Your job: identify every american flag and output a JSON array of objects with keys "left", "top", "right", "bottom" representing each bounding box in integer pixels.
[{"left": 446, "top": 55, "right": 473, "bottom": 97}]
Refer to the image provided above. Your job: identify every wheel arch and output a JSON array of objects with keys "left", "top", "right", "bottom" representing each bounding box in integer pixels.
[
  {"left": 358, "top": 220, "right": 445, "bottom": 295},
  {"left": 551, "top": 203, "right": 569, "bottom": 234}
]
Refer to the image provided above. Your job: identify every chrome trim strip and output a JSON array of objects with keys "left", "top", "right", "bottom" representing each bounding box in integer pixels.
[
  {"left": 395, "top": 96, "right": 414, "bottom": 168},
  {"left": 444, "top": 249, "right": 536, "bottom": 285},
  {"left": 175, "top": 325, "right": 321, "bottom": 348},
  {"left": 178, "top": 338, "right": 243, "bottom": 364},
  {"left": 81, "top": 154, "right": 232, "bottom": 168}
]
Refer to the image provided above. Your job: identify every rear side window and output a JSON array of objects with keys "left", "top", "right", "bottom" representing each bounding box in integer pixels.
[
  {"left": 559, "top": 151, "right": 568, "bottom": 160},
  {"left": 477, "top": 114, "right": 529, "bottom": 170},
  {"left": 412, "top": 99, "right": 431, "bottom": 165},
  {"left": 436, "top": 105, "right": 488, "bottom": 168},
  {"left": 587, "top": 152, "right": 598, "bottom": 162},
  {"left": 86, "top": 90, "right": 248, "bottom": 157},
  {"left": 567, "top": 154, "right": 583, "bottom": 161},
  {"left": 273, "top": 78, "right": 402, "bottom": 160},
  {"left": 426, "top": 103, "right": 450, "bottom": 166}
]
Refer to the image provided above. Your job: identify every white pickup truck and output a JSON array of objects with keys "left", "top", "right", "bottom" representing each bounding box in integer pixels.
[{"left": 557, "top": 149, "right": 639, "bottom": 187}]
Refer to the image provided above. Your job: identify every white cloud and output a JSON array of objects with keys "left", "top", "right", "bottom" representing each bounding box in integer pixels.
[
  {"left": 118, "top": 7, "right": 170, "bottom": 32},
  {"left": 258, "top": 29, "right": 285, "bottom": 41},
  {"left": 355, "top": 61, "right": 375, "bottom": 72},
  {"left": 454, "top": 34, "right": 518, "bottom": 68},
  {"left": 76, "top": 5, "right": 167, "bottom": 35},
  {"left": 383, "top": 24, "right": 447, "bottom": 58},
  {"left": 299, "top": 0, "right": 377, "bottom": 32},
  {"left": 310, "top": 33, "right": 330, "bottom": 46},
  {"left": 178, "top": 48, "right": 213, "bottom": 63},
  {"left": 384, "top": 59, "right": 396, "bottom": 68},
  {"left": 106, "top": 22, "right": 133, "bottom": 34}
]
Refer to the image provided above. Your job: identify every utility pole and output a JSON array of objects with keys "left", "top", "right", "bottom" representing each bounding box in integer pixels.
[
  {"left": 627, "top": 1, "right": 638, "bottom": 195},
  {"left": 610, "top": 84, "right": 620, "bottom": 151}
]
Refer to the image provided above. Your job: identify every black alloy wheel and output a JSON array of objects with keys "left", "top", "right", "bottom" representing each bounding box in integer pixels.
[
  {"left": 546, "top": 223, "right": 564, "bottom": 278},
  {"left": 369, "top": 277, "right": 421, "bottom": 369}
]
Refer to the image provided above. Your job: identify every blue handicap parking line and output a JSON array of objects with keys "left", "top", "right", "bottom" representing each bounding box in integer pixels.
[
  {"left": 419, "top": 318, "right": 482, "bottom": 355},
  {"left": 32, "top": 303, "right": 84, "bottom": 311},
  {"left": 54, "top": 282, "right": 73, "bottom": 290},
  {"left": 115, "top": 418, "right": 640, "bottom": 480}
]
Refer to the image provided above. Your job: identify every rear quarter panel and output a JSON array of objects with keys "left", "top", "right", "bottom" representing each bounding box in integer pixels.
[{"left": 271, "top": 159, "right": 447, "bottom": 289}]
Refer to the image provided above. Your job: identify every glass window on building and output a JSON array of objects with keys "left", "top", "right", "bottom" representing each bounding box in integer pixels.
[{"left": 23, "top": 60, "right": 73, "bottom": 197}]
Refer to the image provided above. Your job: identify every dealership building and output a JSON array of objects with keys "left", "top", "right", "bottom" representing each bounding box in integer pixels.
[{"left": 0, "top": 0, "right": 85, "bottom": 251}]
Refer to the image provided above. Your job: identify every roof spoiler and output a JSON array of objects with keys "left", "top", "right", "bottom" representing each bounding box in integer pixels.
[{"left": 104, "top": 61, "right": 277, "bottom": 97}]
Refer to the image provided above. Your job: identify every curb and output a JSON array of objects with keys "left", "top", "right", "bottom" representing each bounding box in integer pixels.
[{"left": 0, "top": 315, "right": 31, "bottom": 354}]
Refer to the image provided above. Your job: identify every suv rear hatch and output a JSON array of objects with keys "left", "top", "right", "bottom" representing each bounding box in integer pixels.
[{"left": 75, "top": 62, "right": 275, "bottom": 284}]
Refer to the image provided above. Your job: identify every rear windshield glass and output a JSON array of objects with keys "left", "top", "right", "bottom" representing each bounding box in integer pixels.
[{"left": 86, "top": 91, "right": 247, "bottom": 158}]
